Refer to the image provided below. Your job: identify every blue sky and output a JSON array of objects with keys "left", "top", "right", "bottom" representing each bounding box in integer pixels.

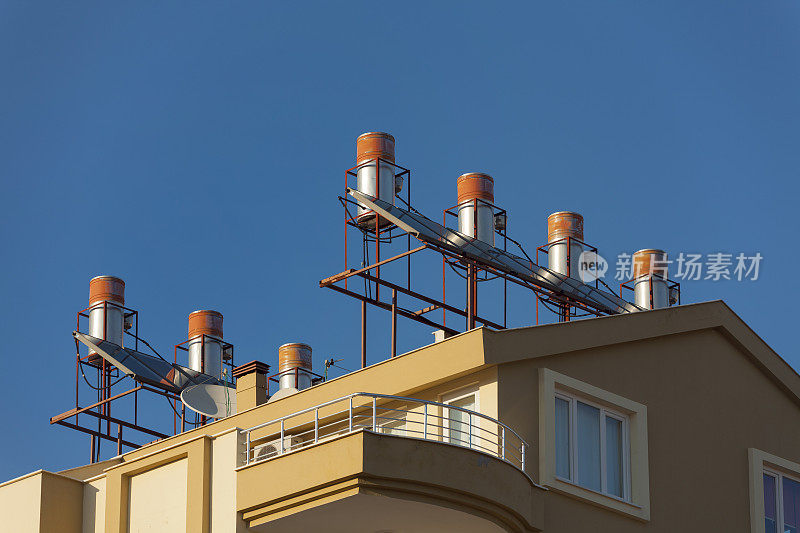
[{"left": 1, "top": 1, "right": 798, "bottom": 480}]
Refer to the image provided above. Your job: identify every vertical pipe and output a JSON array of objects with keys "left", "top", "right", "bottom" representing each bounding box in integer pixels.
[
  {"left": 280, "top": 420, "right": 285, "bottom": 454},
  {"left": 361, "top": 301, "right": 367, "bottom": 369},
  {"left": 117, "top": 424, "right": 122, "bottom": 456},
  {"left": 442, "top": 255, "right": 447, "bottom": 326},
  {"left": 372, "top": 397, "right": 377, "bottom": 431},
  {"left": 344, "top": 172, "right": 348, "bottom": 291},
  {"left": 501, "top": 426, "right": 506, "bottom": 460},
  {"left": 390, "top": 289, "right": 397, "bottom": 358},
  {"left": 89, "top": 435, "right": 95, "bottom": 465},
  {"left": 407, "top": 169, "right": 411, "bottom": 290},
  {"left": 375, "top": 158, "right": 381, "bottom": 301},
  {"left": 521, "top": 443, "right": 526, "bottom": 472},
  {"left": 466, "top": 264, "right": 475, "bottom": 330}
]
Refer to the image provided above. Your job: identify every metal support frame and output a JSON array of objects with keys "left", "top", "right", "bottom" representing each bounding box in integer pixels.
[
  {"left": 324, "top": 162, "right": 622, "bottom": 370},
  {"left": 620, "top": 274, "right": 681, "bottom": 309},
  {"left": 536, "top": 236, "right": 606, "bottom": 324},
  {"left": 52, "top": 304, "right": 196, "bottom": 463},
  {"left": 174, "top": 334, "right": 235, "bottom": 429}
]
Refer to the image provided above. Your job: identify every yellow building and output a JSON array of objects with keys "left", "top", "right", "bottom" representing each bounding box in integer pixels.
[{"left": 1, "top": 300, "right": 798, "bottom": 532}]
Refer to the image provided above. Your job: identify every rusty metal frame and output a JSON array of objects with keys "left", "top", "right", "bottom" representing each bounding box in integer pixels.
[
  {"left": 51, "top": 304, "right": 192, "bottom": 463},
  {"left": 266, "top": 367, "right": 326, "bottom": 396},
  {"left": 536, "top": 236, "right": 603, "bottom": 323},
  {"left": 325, "top": 159, "right": 614, "bottom": 371},
  {"left": 620, "top": 275, "right": 681, "bottom": 309},
  {"left": 174, "top": 334, "right": 235, "bottom": 429}
]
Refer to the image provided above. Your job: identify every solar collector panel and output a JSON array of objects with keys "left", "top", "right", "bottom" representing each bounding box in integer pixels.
[
  {"left": 348, "top": 189, "right": 640, "bottom": 315},
  {"left": 74, "top": 332, "right": 222, "bottom": 393}
]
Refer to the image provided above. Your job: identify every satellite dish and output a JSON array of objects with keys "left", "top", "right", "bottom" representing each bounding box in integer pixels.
[{"left": 181, "top": 383, "right": 236, "bottom": 418}]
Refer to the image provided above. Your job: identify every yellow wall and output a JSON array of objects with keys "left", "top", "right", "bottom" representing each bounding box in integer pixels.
[
  {"left": 83, "top": 476, "right": 105, "bottom": 533},
  {"left": 0, "top": 472, "right": 41, "bottom": 532},
  {"left": 0, "top": 470, "right": 83, "bottom": 533},
  {"left": 127, "top": 458, "right": 188, "bottom": 532}
]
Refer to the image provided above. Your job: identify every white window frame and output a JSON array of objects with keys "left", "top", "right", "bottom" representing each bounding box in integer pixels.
[
  {"left": 749, "top": 449, "right": 800, "bottom": 533},
  {"left": 762, "top": 467, "right": 800, "bottom": 533},
  {"left": 555, "top": 390, "right": 632, "bottom": 502},
  {"left": 539, "top": 368, "right": 650, "bottom": 521},
  {"left": 442, "top": 387, "right": 480, "bottom": 448}
]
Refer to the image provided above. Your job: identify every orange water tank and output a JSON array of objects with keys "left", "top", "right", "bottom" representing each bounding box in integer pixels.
[
  {"left": 456, "top": 173, "right": 496, "bottom": 245},
  {"left": 278, "top": 343, "right": 312, "bottom": 390}
]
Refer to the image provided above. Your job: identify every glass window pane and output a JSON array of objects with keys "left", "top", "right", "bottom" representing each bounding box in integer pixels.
[
  {"left": 784, "top": 476, "right": 800, "bottom": 533},
  {"left": 605, "top": 417, "right": 624, "bottom": 497},
  {"left": 555, "top": 397, "right": 571, "bottom": 479},
  {"left": 577, "top": 401, "right": 601, "bottom": 492},
  {"left": 764, "top": 473, "right": 777, "bottom": 533},
  {"left": 447, "top": 395, "right": 475, "bottom": 447}
]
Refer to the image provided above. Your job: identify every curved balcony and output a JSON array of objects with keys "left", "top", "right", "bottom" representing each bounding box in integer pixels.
[
  {"left": 241, "top": 392, "right": 529, "bottom": 475},
  {"left": 237, "top": 393, "right": 542, "bottom": 532}
]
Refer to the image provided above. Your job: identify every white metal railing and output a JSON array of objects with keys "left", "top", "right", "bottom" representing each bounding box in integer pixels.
[{"left": 241, "top": 392, "right": 528, "bottom": 474}]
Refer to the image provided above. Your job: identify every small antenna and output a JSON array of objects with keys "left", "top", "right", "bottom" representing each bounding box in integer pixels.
[{"left": 324, "top": 358, "right": 348, "bottom": 380}]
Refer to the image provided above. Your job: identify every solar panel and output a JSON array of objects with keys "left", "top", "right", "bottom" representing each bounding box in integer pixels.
[
  {"left": 74, "top": 332, "right": 222, "bottom": 393},
  {"left": 349, "top": 189, "right": 640, "bottom": 315}
]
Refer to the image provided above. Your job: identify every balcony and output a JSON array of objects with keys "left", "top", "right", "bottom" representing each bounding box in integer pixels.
[{"left": 236, "top": 393, "right": 544, "bottom": 532}]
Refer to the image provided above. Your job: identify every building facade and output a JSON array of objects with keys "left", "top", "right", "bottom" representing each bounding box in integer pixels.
[{"left": 1, "top": 300, "right": 797, "bottom": 532}]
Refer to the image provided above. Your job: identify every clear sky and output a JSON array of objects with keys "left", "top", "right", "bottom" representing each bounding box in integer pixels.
[{"left": 1, "top": 1, "right": 798, "bottom": 480}]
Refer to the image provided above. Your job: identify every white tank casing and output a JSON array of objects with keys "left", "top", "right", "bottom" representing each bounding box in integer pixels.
[
  {"left": 88, "top": 276, "right": 126, "bottom": 355},
  {"left": 187, "top": 310, "right": 224, "bottom": 378},
  {"left": 355, "top": 132, "right": 396, "bottom": 227},
  {"left": 547, "top": 212, "right": 584, "bottom": 279},
  {"left": 278, "top": 343, "right": 313, "bottom": 390},
  {"left": 456, "top": 173, "right": 495, "bottom": 246},
  {"left": 633, "top": 249, "right": 669, "bottom": 310}
]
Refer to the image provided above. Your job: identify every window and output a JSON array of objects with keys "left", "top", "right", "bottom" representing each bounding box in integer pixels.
[
  {"left": 555, "top": 391, "right": 630, "bottom": 500},
  {"left": 748, "top": 449, "right": 800, "bottom": 533},
  {"left": 539, "top": 368, "right": 649, "bottom": 520},
  {"left": 443, "top": 389, "right": 478, "bottom": 448},
  {"left": 763, "top": 469, "right": 800, "bottom": 533}
]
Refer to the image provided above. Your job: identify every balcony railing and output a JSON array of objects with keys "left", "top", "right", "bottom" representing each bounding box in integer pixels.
[{"left": 241, "top": 392, "right": 528, "bottom": 474}]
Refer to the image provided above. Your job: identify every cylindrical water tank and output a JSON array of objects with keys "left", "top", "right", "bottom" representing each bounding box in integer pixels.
[
  {"left": 632, "top": 249, "right": 669, "bottom": 310},
  {"left": 278, "top": 343, "right": 313, "bottom": 390},
  {"left": 547, "top": 212, "right": 584, "bottom": 279},
  {"left": 356, "top": 132, "right": 396, "bottom": 228},
  {"left": 88, "top": 276, "right": 125, "bottom": 353},
  {"left": 457, "top": 173, "right": 495, "bottom": 246},
  {"left": 187, "top": 310, "right": 224, "bottom": 378}
]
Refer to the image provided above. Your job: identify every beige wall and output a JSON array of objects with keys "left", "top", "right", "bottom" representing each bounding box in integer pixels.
[
  {"left": 498, "top": 327, "right": 800, "bottom": 532},
  {"left": 83, "top": 476, "right": 106, "bottom": 533},
  {"left": 127, "top": 458, "right": 188, "bottom": 532},
  {"left": 0, "top": 472, "right": 42, "bottom": 532},
  {"left": 0, "top": 470, "right": 84, "bottom": 533},
  {"left": 210, "top": 429, "right": 248, "bottom": 533}
]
